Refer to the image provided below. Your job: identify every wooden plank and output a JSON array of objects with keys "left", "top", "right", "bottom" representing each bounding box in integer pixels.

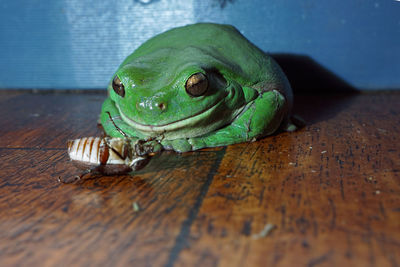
[
  {"left": 0, "top": 92, "right": 226, "bottom": 266},
  {"left": 0, "top": 92, "right": 399, "bottom": 266},
  {"left": 0, "top": 148, "right": 225, "bottom": 266},
  {"left": 175, "top": 93, "right": 400, "bottom": 266},
  {"left": 0, "top": 92, "right": 105, "bottom": 148},
  {"left": 0, "top": 91, "right": 23, "bottom": 103}
]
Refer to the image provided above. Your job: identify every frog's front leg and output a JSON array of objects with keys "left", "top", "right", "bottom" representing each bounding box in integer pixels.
[{"left": 162, "top": 90, "right": 287, "bottom": 152}]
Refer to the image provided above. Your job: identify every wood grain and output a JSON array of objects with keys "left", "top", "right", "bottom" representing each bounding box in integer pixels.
[{"left": 0, "top": 91, "right": 399, "bottom": 267}]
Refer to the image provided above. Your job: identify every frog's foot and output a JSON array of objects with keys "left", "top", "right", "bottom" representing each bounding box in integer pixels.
[
  {"left": 162, "top": 139, "right": 191, "bottom": 153},
  {"left": 142, "top": 140, "right": 164, "bottom": 154},
  {"left": 161, "top": 138, "right": 207, "bottom": 153},
  {"left": 283, "top": 115, "right": 305, "bottom": 132},
  {"left": 285, "top": 122, "right": 297, "bottom": 132}
]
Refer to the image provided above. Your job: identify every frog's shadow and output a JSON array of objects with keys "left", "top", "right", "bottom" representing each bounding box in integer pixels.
[{"left": 272, "top": 53, "right": 358, "bottom": 124}]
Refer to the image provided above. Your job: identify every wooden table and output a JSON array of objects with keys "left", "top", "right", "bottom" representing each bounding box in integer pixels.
[{"left": 0, "top": 91, "right": 399, "bottom": 266}]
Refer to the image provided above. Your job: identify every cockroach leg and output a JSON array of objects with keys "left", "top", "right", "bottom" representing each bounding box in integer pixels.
[
  {"left": 58, "top": 171, "right": 91, "bottom": 184},
  {"left": 106, "top": 111, "right": 128, "bottom": 138},
  {"left": 104, "top": 138, "right": 126, "bottom": 161}
]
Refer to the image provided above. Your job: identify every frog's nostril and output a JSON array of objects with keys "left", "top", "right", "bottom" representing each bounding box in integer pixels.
[{"left": 158, "top": 102, "right": 166, "bottom": 111}]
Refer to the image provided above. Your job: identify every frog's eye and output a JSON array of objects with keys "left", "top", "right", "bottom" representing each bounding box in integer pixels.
[
  {"left": 112, "top": 76, "right": 125, "bottom": 97},
  {"left": 185, "top": 73, "right": 208, "bottom": 97}
]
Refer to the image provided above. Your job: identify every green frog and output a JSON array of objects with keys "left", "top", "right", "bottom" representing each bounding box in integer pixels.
[{"left": 100, "top": 23, "right": 294, "bottom": 152}]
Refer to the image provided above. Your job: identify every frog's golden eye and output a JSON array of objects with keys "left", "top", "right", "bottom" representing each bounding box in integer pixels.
[
  {"left": 112, "top": 76, "right": 125, "bottom": 97},
  {"left": 185, "top": 73, "right": 208, "bottom": 97}
]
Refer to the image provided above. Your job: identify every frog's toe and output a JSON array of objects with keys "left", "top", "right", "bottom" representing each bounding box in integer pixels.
[
  {"left": 160, "top": 140, "right": 173, "bottom": 150},
  {"left": 285, "top": 123, "right": 297, "bottom": 132},
  {"left": 145, "top": 140, "right": 163, "bottom": 153},
  {"left": 284, "top": 115, "right": 305, "bottom": 132},
  {"left": 161, "top": 139, "right": 192, "bottom": 153},
  {"left": 187, "top": 138, "right": 206, "bottom": 151}
]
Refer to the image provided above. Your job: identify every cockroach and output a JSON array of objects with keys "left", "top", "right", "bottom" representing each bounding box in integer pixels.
[
  {"left": 65, "top": 112, "right": 160, "bottom": 181},
  {"left": 67, "top": 136, "right": 153, "bottom": 175}
]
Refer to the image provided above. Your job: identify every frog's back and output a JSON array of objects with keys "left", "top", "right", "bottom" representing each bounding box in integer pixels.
[
  {"left": 123, "top": 23, "right": 280, "bottom": 87},
  {"left": 133, "top": 24, "right": 258, "bottom": 54}
]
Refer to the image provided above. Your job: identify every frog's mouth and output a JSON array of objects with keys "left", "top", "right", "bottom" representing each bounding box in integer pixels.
[{"left": 117, "top": 97, "right": 230, "bottom": 134}]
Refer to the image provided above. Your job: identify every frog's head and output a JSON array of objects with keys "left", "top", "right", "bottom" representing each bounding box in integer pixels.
[{"left": 109, "top": 47, "right": 248, "bottom": 139}]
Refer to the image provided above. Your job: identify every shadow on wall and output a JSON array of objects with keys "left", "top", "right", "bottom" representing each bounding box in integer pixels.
[
  {"left": 272, "top": 53, "right": 357, "bottom": 94},
  {"left": 272, "top": 54, "right": 357, "bottom": 124}
]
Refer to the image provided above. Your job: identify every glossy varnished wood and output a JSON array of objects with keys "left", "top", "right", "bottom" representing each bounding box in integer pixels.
[{"left": 0, "top": 91, "right": 399, "bottom": 267}]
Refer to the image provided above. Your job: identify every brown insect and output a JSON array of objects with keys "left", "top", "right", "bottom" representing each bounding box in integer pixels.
[
  {"left": 65, "top": 112, "right": 159, "bottom": 181},
  {"left": 67, "top": 136, "right": 153, "bottom": 175}
]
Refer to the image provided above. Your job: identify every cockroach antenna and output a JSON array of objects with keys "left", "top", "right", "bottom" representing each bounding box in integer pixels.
[{"left": 106, "top": 111, "right": 128, "bottom": 138}]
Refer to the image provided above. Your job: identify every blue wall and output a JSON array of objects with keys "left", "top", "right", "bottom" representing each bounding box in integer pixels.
[{"left": 0, "top": 0, "right": 399, "bottom": 90}]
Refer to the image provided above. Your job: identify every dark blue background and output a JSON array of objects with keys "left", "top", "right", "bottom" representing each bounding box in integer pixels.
[{"left": 1, "top": 0, "right": 399, "bottom": 90}]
